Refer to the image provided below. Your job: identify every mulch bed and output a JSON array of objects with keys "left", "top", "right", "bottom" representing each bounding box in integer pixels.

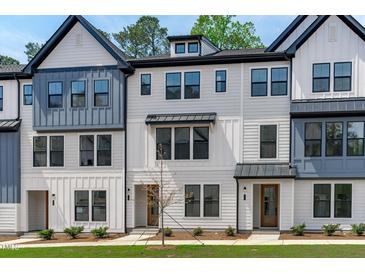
[
  {"left": 23, "top": 233, "right": 125, "bottom": 244},
  {"left": 149, "top": 231, "right": 251, "bottom": 241},
  {"left": 0, "top": 236, "right": 18, "bottom": 242},
  {"left": 280, "top": 232, "right": 365, "bottom": 240}
]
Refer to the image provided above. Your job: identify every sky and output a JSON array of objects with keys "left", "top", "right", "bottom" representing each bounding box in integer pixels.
[{"left": 1, "top": 15, "right": 365, "bottom": 63}]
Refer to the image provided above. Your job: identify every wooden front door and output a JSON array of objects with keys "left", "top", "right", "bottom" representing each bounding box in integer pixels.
[
  {"left": 261, "top": 185, "right": 279, "bottom": 227},
  {"left": 147, "top": 185, "right": 159, "bottom": 226}
]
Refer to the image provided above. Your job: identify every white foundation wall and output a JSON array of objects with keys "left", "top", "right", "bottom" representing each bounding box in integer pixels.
[{"left": 0, "top": 204, "right": 20, "bottom": 233}]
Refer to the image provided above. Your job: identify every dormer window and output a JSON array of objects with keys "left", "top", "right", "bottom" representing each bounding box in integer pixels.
[
  {"left": 188, "top": 42, "right": 198, "bottom": 53},
  {"left": 175, "top": 43, "right": 185, "bottom": 54}
]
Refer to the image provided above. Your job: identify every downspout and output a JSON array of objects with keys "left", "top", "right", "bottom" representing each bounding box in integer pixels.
[
  {"left": 14, "top": 73, "right": 20, "bottom": 120},
  {"left": 235, "top": 178, "right": 239, "bottom": 233},
  {"left": 288, "top": 57, "right": 293, "bottom": 166}
]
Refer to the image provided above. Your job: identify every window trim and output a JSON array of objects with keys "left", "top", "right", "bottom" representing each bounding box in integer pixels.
[
  {"left": 312, "top": 63, "right": 330, "bottom": 93},
  {"left": 325, "top": 121, "right": 343, "bottom": 157},
  {"left": 347, "top": 121, "right": 365, "bottom": 156},
  {"left": 165, "top": 72, "right": 182, "bottom": 100},
  {"left": 188, "top": 42, "right": 199, "bottom": 53},
  {"left": 0, "top": 86, "right": 3, "bottom": 111},
  {"left": 48, "top": 81, "right": 63, "bottom": 109},
  {"left": 93, "top": 79, "right": 110, "bottom": 107},
  {"left": 304, "top": 122, "right": 322, "bottom": 158},
  {"left": 251, "top": 68, "right": 268, "bottom": 97},
  {"left": 334, "top": 61, "right": 352, "bottom": 92},
  {"left": 215, "top": 69, "right": 227, "bottom": 93},
  {"left": 23, "top": 84, "right": 33, "bottom": 106},
  {"left": 270, "top": 67, "right": 288, "bottom": 96},
  {"left": 71, "top": 80, "right": 86, "bottom": 108},
  {"left": 175, "top": 43, "right": 186, "bottom": 54},
  {"left": 140, "top": 73, "right": 152, "bottom": 96},
  {"left": 259, "top": 124, "right": 278, "bottom": 159},
  {"left": 184, "top": 71, "right": 200, "bottom": 99}
]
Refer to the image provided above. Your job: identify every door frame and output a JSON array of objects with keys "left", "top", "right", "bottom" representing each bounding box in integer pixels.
[
  {"left": 146, "top": 185, "right": 159, "bottom": 227},
  {"left": 260, "top": 184, "right": 279, "bottom": 228}
]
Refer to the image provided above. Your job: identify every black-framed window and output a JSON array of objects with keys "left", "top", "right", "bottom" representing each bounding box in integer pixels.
[
  {"left": 335, "top": 184, "right": 352, "bottom": 218},
  {"left": 215, "top": 70, "right": 226, "bottom": 93},
  {"left": 184, "top": 71, "right": 200, "bottom": 99},
  {"left": 347, "top": 121, "right": 364, "bottom": 156},
  {"left": 305, "top": 122, "right": 322, "bottom": 157},
  {"left": 271, "top": 67, "right": 288, "bottom": 96},
  {"left": 188, "top": 42, "right": 198, "bottom": 53},
  {"left": 166, "top": 72, "right": 181, "bottom": 100},
  {"left": 326, "top": 122, "right": 343, "bottom": 156},
  {"left": 313, "top": 63, "right": 330, "bottom": 92},
  {"left": 156, "top": 128, "right": 171, "bottom": 160},
  {"left": 48, "top": 82, "right": 63, "bottom": 108},
  {"left": 260, "top": 125, "right": 277, "bottom": 158},
  {"left": 0, "top": 86, "right": 3, "bottom": 111},
  {"left": 75, "top": 190, "right": 89, "bottom": 221},
  {"left": 92, "top": 190, "right": 107, "bottom": 222},
  {"left": 71, "top": 80, "right": 86, "bottom": 108},
  {"left": 204, "top": 185, "right": 219, "bottom": 217},
  {"left": 175, "top": 43, "right": 185, "bottom": 54},
  {"left": 175, "top": 127, "right": 190, "bottom": 160},
  {"left": 80, "top": 135, "right": 94, "bottom": 166},
  {"left": 94, "top": 79, "right": 109, "bottom": 107},
  {"left": 33, "top": 136, "right": 47, "bottom": 167},
  {"left": 23, "top": 84, "right": 33, "bottom": 105},
  {"left": 50, "top": 136, "right": 64, "bottom": 167},
  {"left": 314, "top": 184, "right": 331, "bottom": 218},
  {"left": 251, "top": 68, "right": 268, "bottom": 96},
  {"left": 141, "top": 74, "right": 151, "bottom": 96},
  {"left": 97, "top": 135, "right": 111, "bottom": 166},
  {"left": 193, "top": 127, "right": 209, "bottom": 159},
  {"left": 334, "top": 62, "right": 352, "bottom": 91},
  {"left": 185, "top": 185, "right": 200, "bottom": 217}
]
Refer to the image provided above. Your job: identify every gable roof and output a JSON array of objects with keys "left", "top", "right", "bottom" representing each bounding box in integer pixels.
[{"left": 23, "top": 15, "right": 133, "bottom": 74}]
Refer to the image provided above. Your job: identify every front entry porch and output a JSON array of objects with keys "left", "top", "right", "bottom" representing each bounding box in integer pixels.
[
  {"left": 134, "top": 185, "right": 159, "bottom": 228},
  {"left": 253, "top": 184, "right": 279, "bottom": 229}
]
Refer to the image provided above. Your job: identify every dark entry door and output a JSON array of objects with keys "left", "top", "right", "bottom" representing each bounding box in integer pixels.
[
  {"left": 147, "top": 185, "right": 159, "bottom": 226},
  {"left": 261, "top": 185, "right": 278, "bottom": 227}
]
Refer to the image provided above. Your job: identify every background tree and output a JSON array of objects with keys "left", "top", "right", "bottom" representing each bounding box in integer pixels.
[
  {"left": 0, "top": 55, "right": 20, "bottom": 65},
  {"left": 24, "top": 42, "right": 43, "bottom": 61},
  {"left": 113, "top": 16, "right": 169, "bottom": 58},
  {"left": 97, "top": 29, "right": 111, "bottom": 40},
  {"left": 191, "top": 15, "right": 264, "bottom": 49}
]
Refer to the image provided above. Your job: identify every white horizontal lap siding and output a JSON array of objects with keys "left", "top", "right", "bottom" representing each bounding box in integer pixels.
[
  {"left": 0, "top": 204, "right": 20, "bottom": 232},
  {"left": 0, "top": 80, "right": 18, "bottom": 120},
  {"left": 238, "top": 183, "right": 253, "bottom": 231}
]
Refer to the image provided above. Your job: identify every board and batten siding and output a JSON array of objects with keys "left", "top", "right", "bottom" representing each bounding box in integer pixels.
[{"left": 0, "top": 80, "right": 18, "bottom": 120}]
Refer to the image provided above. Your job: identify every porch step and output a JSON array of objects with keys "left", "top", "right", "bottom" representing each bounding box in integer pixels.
[
  {"left": 129, "top": 228, "right": 159, "bottom": 235},
  {"left": 19, "top": 232, "right": 41, "bottom": 239},
  {"left": 251, "top": 230, "right": 280, "bottom": 235}
]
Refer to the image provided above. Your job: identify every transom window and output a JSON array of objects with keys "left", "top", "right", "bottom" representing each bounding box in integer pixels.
[
  {"left": 251, "top": 68, "right": 268, "bottom": 96},
  {"left": 33, "top": 136, "right": 47, "bottom": 167},
  {"left": 326, "top": 122, "right": 343, "bottom": 157},
  {"left": 215, "top": 70, "right": 226, "bottom": 93},
  {"left": 166, "top": 73, "right": 181, "bottom": 100},
  {"left": 0, "top": 86, "right": 3, "bottom": 111},
  {"left": 188, "top": 42, "right": 198, "bottom": 53},
  {"left": 48, "top": 82, "right": 63, "bottom": 108},
  {"left": 184, "top": 71, "right": 200, "bottom": 99},
  {"left": 175, "top": 43, "right": 185, "bottom": 54},
  {"left": 313, "top": 63, "right": 330, "bottom": 92},
  {"left": 23, "top": 85, "right": 33, "bottom": 105},
  {"left": 71, "top": 81, "right": 86, "bottom": 108},
  {"left": 80, "top": 135, "right": 112, "bottom": 167},
  {"left": 50, "top": 136, "right": 64, "bottom": 167},
  {"left": 271, "top": 67, "right": 288, "bottom": 96},
  {"left": 185, "top": 184, "right": 219, "bottom": 218},
  {"left": 313, "top": 184, "right": 331, "bottom": 218},
  {"left": 334, "top": 62, "right": 352, "bottom": 91},
  {"left": 347, "top": 122, "right": 364, "bottom": 156},
  {"left": 305, "top": 122, "right": 322, "bottom": 157},
  {"left": 260, "top": 125, "right": 277, "bottom": 159},
  {"left": 141, "top": 74, "right": 151, "bottom": 96},
  {"left": 94, "top": 79, "right": 109, "bottom": 107}
]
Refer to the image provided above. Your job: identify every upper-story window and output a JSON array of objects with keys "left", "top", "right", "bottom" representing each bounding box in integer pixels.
[
  {"left": 141, "top": 74, "right": 151, "bottom": 96},
  {"left": 271, "top": 67, "right": 288, "bottom": 96},
  {"left": 188, "top": 42, "right": 198, "bottom": 53},
  {"left": 71, "top": 81, "right": 86, "bottom": 108},
  {"left": 33, "top": 136, "right": 47, "bottom": 167},
  {"left": 48, "top": 82, "right": 63, "bottom": 108},
  {"left": 251, "top": 69, "right": 268, "bottom": 97},
  {"left": 175, "top": 43, "right": 185, "bottom": 54},
  {"left": 334, "top": 62, "right": 352, "bottom": 91},
  {"left": 0, "top": 86, "right": 3, "bottom": 111},
  {"left": 166, "top": 73, "right": 181, "bottom": 100},
  {"left": 80, "top": 135, "right": 94, "bottom": 166},
  {"left": 156, "top": 128, "right": 172, "bottom": 160},
  {"left": 175, "top": 127, "right": 190, "bottom": 160},
  {"left": 33, "top": 136, "right": 64, "bottom": 167},
  {"left": 313, "top": 63, "right": 330, "bottom": 92},
  {"left": 193, "top": 127, "right": 209, "bottom": 159},
  {"left": 184, "top": 71, "right": 200, "bottom": 99},
  {"left": 326, "top": 122, "right": 343, "bottom": 157},
  {"left": 347, "top": 122, "right": 364, "bottom": 156},
  {"left": 260, "top": 125, "right": 277, "bottom": 158},
  {"left": 215, "top": 70, "right": 226, "bottom": 93},
  {"left": 50, "top": 136, "right": 64, "bottom": 167},
  {"left": 23, "top": 85, "right": 33, "bottom": 106},
  {"left": 305, "top": 122, "right": 322, "bottom": 157},
  {"left": 94, "top": 79, "right": 109, "bottom": 107},
  {"left": 97, "top": 135, "right": 112, "bottom": 166},
  {"left": 80, "top": 134, "right": 111, "bottom": 167}
]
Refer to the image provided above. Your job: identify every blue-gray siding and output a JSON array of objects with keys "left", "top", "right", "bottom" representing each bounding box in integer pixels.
[
  {"left": 0, "top": 131, "right": 20, "bottom": 203},
  {"left": 33, "top": 66, "right": 125, "bottom": 131}
]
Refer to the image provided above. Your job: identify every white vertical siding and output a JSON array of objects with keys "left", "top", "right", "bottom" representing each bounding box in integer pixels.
[
  {"left": 0, "top": 79, "right": 18, "bottom": 120},
  {"left": 279, "top": 179, "right": 294, "bottom": 230},
  {"left": 0, "top": 204, "right": 20, "bottom": 232}
]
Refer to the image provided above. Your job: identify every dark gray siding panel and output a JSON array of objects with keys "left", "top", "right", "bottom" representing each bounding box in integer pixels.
[
  {"left": 0, "top": 131, "right": 20, "bottom": 203},
  {"left": 33, "top": 67, "right": 125, "bottom": 131}
]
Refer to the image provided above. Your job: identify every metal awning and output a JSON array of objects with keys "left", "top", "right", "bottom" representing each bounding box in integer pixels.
[
  {"left": 234, "top": 163, "right": 296, "bottom": 179},
  {"left": 145, "top": 112, "right": 216, "bottom": 125},
  {"left": 0, "top": 119, "right": 21, "bottom": 132}
]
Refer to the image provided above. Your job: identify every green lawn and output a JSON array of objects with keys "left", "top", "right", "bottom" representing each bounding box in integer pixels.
[{"left": 1, "top": 245, "right": 365, "bottom": 258}]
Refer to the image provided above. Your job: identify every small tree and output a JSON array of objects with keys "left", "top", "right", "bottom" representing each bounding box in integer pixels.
[{"left": 24, "top": 42, "right": 43, "bottom": 61}]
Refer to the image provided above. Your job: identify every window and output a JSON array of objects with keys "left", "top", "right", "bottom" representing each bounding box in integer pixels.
[
  {"left": 92, "top": 190, "right": 106, "bottom": 221},
  {"left": 305, "top": 122, "right": 322, "bottom": 157},
  {"left": 166, "top": 73, "right": 181, "bottom": 100},
  {"left": 0, "top": 86, "right": 3, "bottom": 111},
  {"left": 175, "top": 43, "right": 185, "bottom": 54},
  {"left": 313, "top": 63, "right": 330, "bottom": 92},
  {"left": 188, "top": 42, "right": 198, "bottom": 53},
  {"left": 271, "top": 67, "right": 288, "bottom": 96},
  {"left": 185, "top": 185, "right": 200, "bottom": 217},
  {"left": 215, "top": 70, "right": 226, "bottom": 93},
  {"left": 335, "top": 184, "right": 352, "bottom": 218},
  {"left": 71, "top": 81, "right": 86, "bottom": 108},
  {"left": 184, "top": 72, "right": 200, "bottom": 99},
  {"left": 193, "top": 127, "right": 209, "bottom": 159},
  {"left": 23, "top": 85, "right": 33, "bottom": 105},
  {"left": 260, "top": 125, "right": 277, "bottom": 158},
  {"left": 251, "top": 68, "right": 268, "bottom": 96},
  {"left": 75, "top": 191, "right": 89, "bottom": 221},
  {"left": 33, "top": 136, "right": 47, "bottom": 167},
  {"left": 80, "top": 135, "right": 94, "bottom": 166},
  {"left": 50, "top": 136, "right": 64, "bottom": 167},
  {"left": 347, "top": 122, "right": 364, "bottom": 156},
  {"left": 156, "top": 128, "right": 171, "bottom": 160},
  {"left": 326, "top": 122, "right": 343, "bottom": 156},
  {"left": 48, "top": 82, "right": 63, "bottom": 108},
  {"left": 334, "top": 62, "right": 351, "bottom": 91},
  {"left": 175, "top": 128, "right": 190, "bottom": 160},
  {"left": 141, "top": 74, "right": 151, "bottom": 96},
  {"left": 97, "top": 135, "right": 111, "bottom": 166},
  {"left": 204, "top": 185, "right": 219, "bottom": 217},
  {"left": 94, "top": 79, "right": 109, "bottom": 107},
  {"left": 314, "top": 184, "right": 331, "bottom": 218}
]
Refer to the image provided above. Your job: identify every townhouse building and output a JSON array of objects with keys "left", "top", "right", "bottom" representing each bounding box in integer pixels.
[{"left": 1, "top": 15, "right": 365, "bottom": 234}]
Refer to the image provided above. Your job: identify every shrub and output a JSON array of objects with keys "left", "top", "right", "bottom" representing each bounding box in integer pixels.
[
  {"left": 164, "top": 227, "right": 173, "bottom": 237},
  {"left": 192, "top": 227, "right": 203, "bottom": 236},
  {"left": 225, "top": 226, "right": 235, "bottom": 236},
  {"left": 322, "top": 224, "right": 340, "bottom": 236},
  {"left": 38, "top": 229, "right": 54, "bottom": 240},
  {"left": 290, "top": 223, "right": 306, "bottom": 236},
  {"left": 351, "top": 224, "right": 365, "bottom": 236},
  {"left": 64, "top": 226, "right": 84, "bottom": 239},
  {"left": 91, "top": 226, "right": 109, "bottom": 238}
]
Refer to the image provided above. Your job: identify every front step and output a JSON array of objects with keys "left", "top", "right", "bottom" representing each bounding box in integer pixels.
[
  {"left": 129, "top": 228, "right": 159, "bottom": 235},
  {"left": 19, "top": 232, "right": 41, "bottom": 239},
  {"left": 251, "top": 229, "right": 280, "bottom": 235}
]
